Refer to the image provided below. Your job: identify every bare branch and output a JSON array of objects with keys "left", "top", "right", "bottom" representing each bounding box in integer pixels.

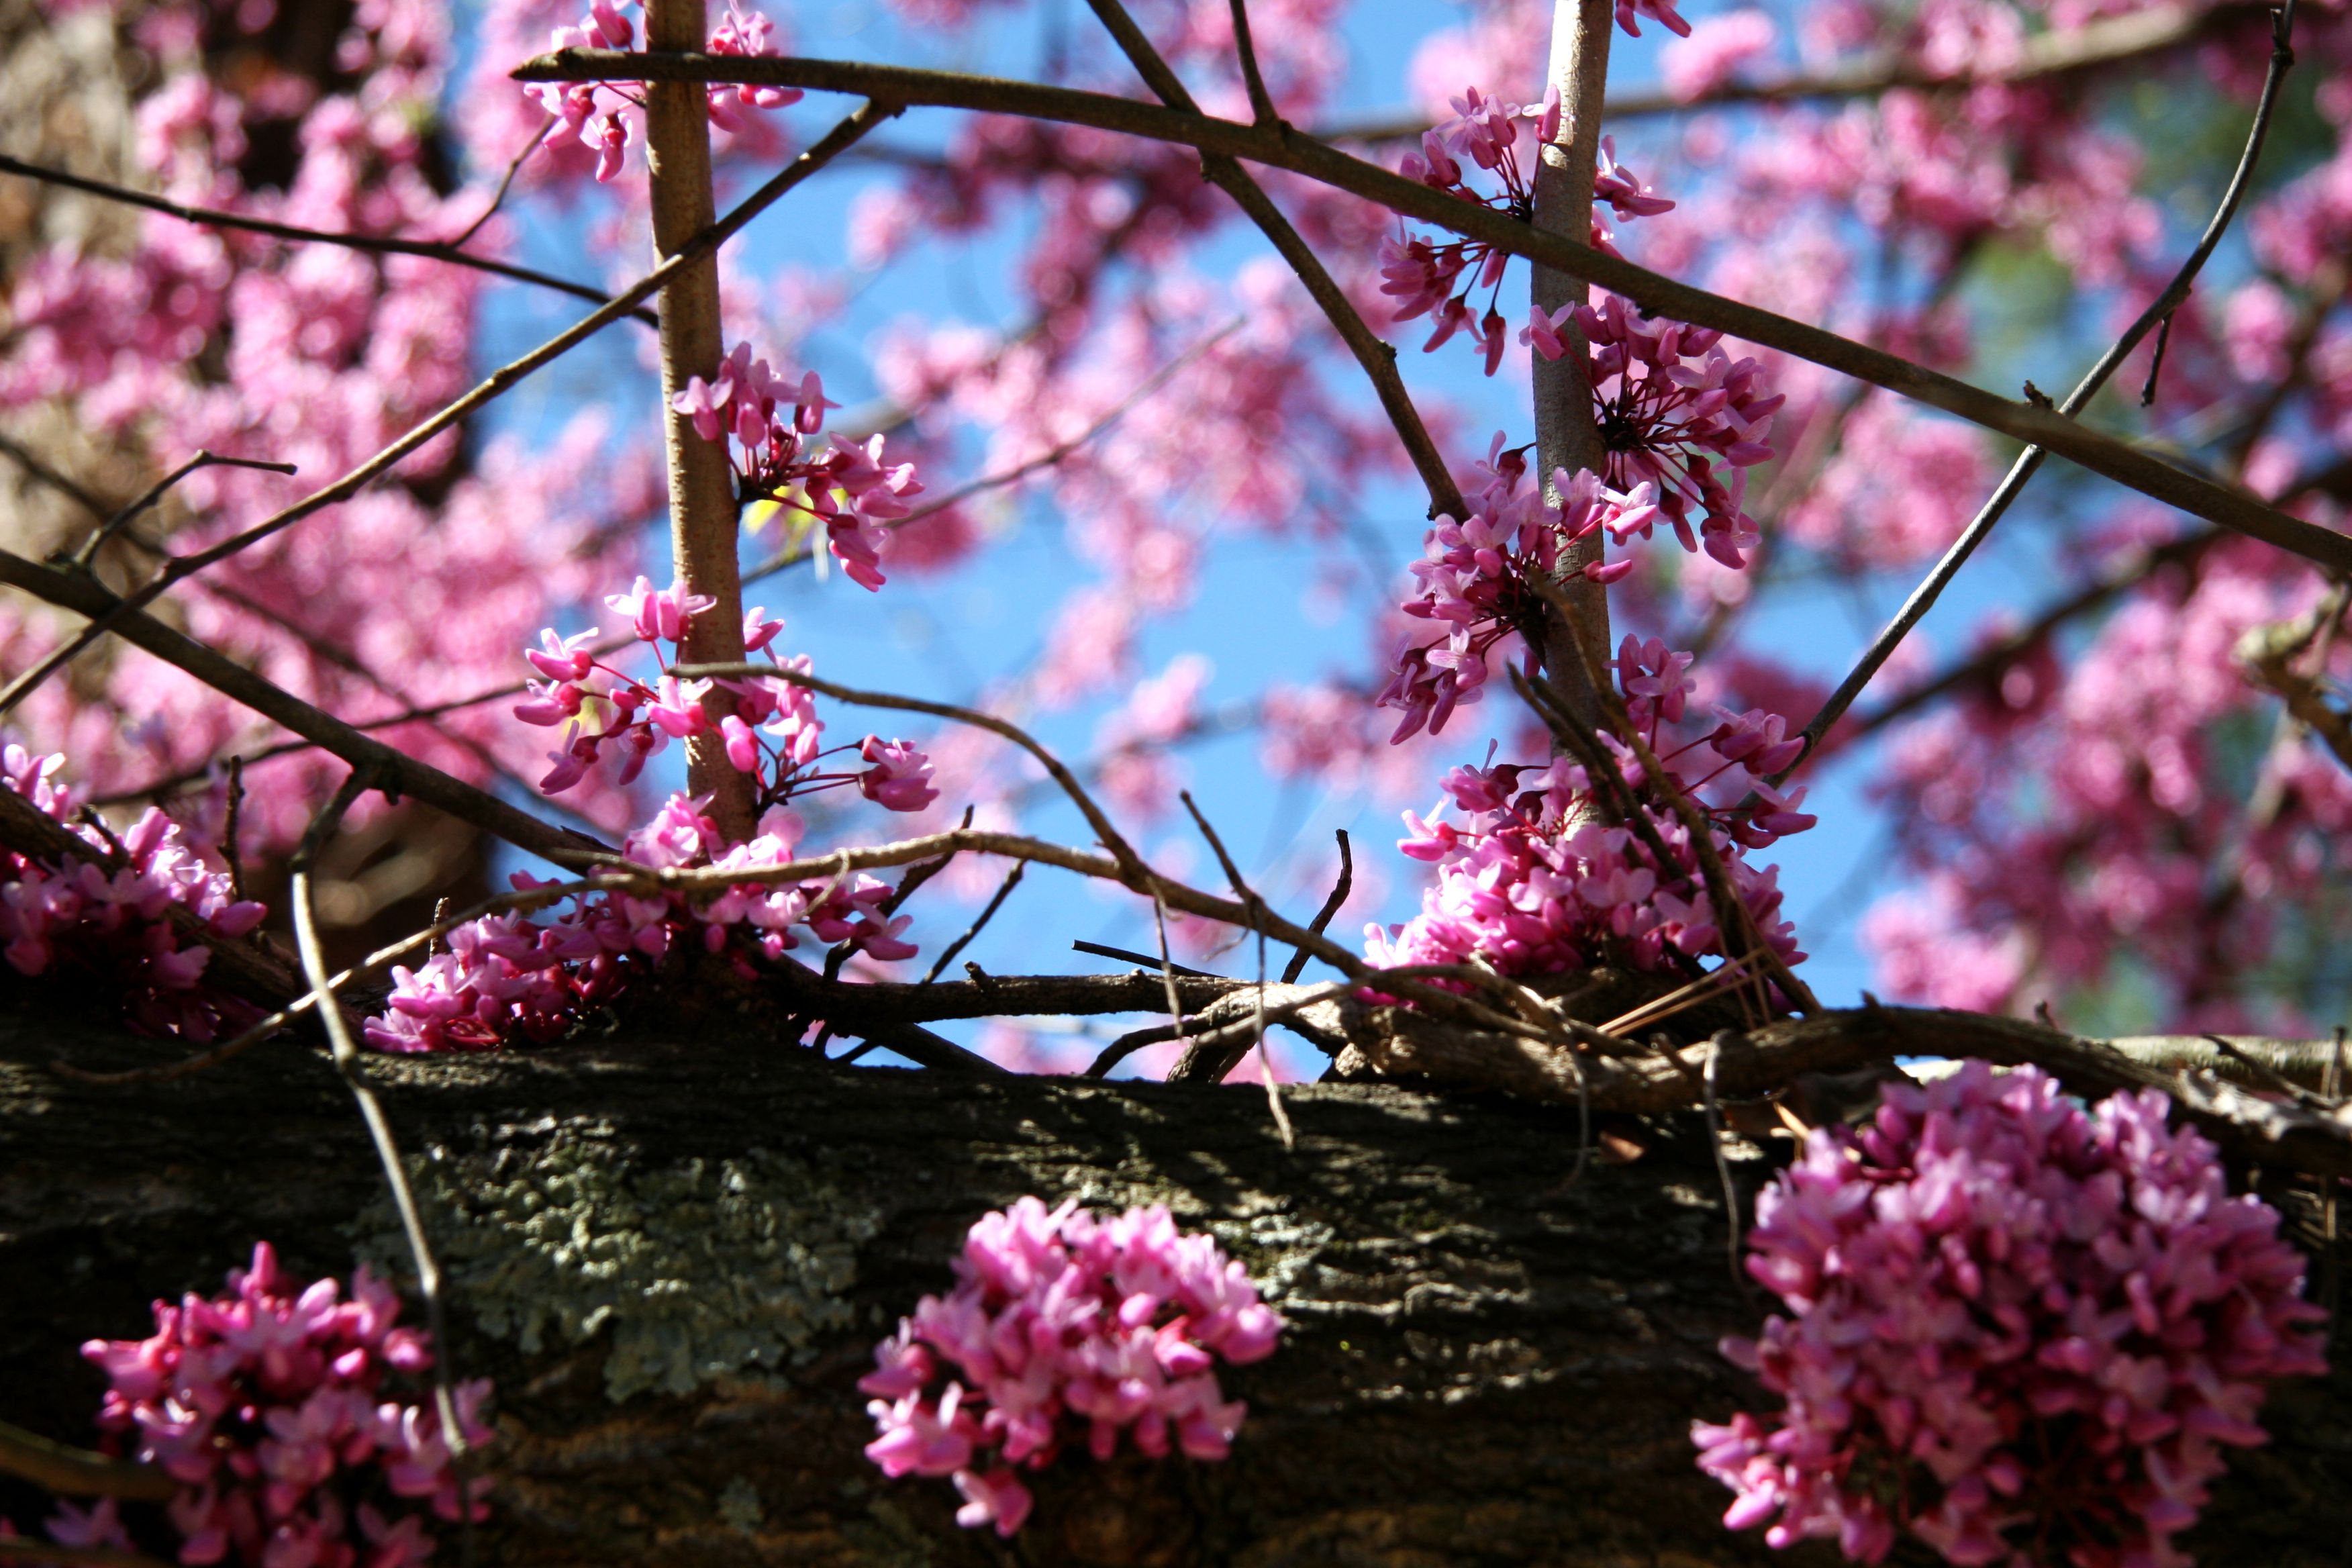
[
  {"left": 646, "top": 0, "right": 760, "bottom": 842},
  {"left": 285, "top": 770, "right": 479, "bottom": 1563},
  {"left": 66, "top": 450, "right": 298, "bottom": 570},
  {"left": 919, "top": 862, "right": 1025, "bottom": 985},
  {"left": 0, "top": 1419, "right": 177, "bottom": 1502},
  {"left": 1279, "top": 828, "right": 1352, "bottom": 984},
  {"left": 2237, "top": 589, "right": 2352, "bottom": 774},
  {"left": 0, "top": 102, "right": 897, "bottom": 720},
  {"left": 0, "top": 771, "right": 300, "bottom": 1010},
  {"left": 0, "top": 548, "right": 613, "bottom": 869},
  {"left": 1227, "top": 0, "right": 1279, "bottom": 126},
  {"left": 511, "top": 48, "right": 2352, "bottom": 572},
  {"left": 0, "top": 149, "right": 657, "bottom": 326},
  {"left": 1775, "top": 0, "right": 2304, "bottom": 780},
  {"left": 1530, "top": 0, "right": 1616, "bottom": 730},
  {"left": 1310, "top": 2, "right": 2237, "bottom": 140},
  {"left": 1078, "top": 0, "right": 1466, "bottom": 518}
]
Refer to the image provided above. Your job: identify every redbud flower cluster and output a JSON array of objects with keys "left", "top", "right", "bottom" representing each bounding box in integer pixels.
[
  {"left": 365, "top": 792, "right": 918, "bottom": 1054},
  {"left": 53, "top": 1242, "right": 491, "bottom": 1568},
  {"left": 1381, "top": 81, "right": 1675, "bottom": 374},
  {"left": 528, "top": 1, "right": 799, "bottom": 183},
  {"left": 1365, "top": 669, "right": 1813, "bottom": 983},
  {"left": 1535, "top": 293, "right": 1782, "bottom": 569},
  {"left": 518, "top": 574, "right": 937, "bottom": 814},
  {"left": 1, "top": 744, "right": 267, "bottom": 1042},
  {"left": 1694, "top": 1063, "right": 2329, "bottom": 1567},
  {"left": 859, "top": 1199, "right": 1283, "bottom": 1538},
  {"left": 1376, "top": 438, "right": 1659, "bottom": 740},
  {"left": 671, "top": 341, "right": 922, "bottom": 591}
]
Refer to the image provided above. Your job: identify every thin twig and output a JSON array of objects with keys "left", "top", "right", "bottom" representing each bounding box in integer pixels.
[
  {"left": 449, "top": 113, "right": 555, "bottom": 250},
  {"left": 1775, "top": 0, "right": 2302, "bottom": 781},
  {"left": 68, "top": 451, "right": 299, "bottom": 570},
  {"left": 1280, "top": 829, "right": 1353, "bottom": 983},
  {"left": 739, "top": 320, "right": 1246, "bottom": 579},
  {"left": 1073, "top": 938, "right": 1219, "bottom": 976},
  {"left": 1508, "top": 664, "right": 1711, "bottom": 983},
  {"left": 0, "top": 428, "right": 111, "bottom": 516},
  {"left": 1083, "top": 0, "right": 1468, "bottom": 517},
  {"left": 1543, "top": 588, "right": 1821, "bottom": 1015},
  {"left": 0, "top": 548, "right": 613, "bottom": 869},
  {"left": 511, "top": 48, "right": 2352, "bottom": 571},
  {"left": 0, "top": 149, "right": 655, "bottom": 325},
  {"left": 0, "top": 103, "right": 899, "bottom": 720},
  {"left": 0, "top": 1420, "right": 177, "bottom": 1502},
  {"left": 1227, "top": 0, "right": 1280, "bottom": 125},
  {"left": 675, "top": 661, "right": 1150, "bottom": 879},
  {"left": 1175, "top": 789, "right": 1300, "bottom": 1134},
  {"left": 286, "top": 767, "right": 479, "bottom": 1567},
  {"left": 920, "top": 862, "right": 1025, "bottom": 984},
  {"left": 1251, "top": 924, "right": 1295, "bottom": 1146},
  {"left": 1702, "top": 1033, "right": 1755, "bottom": 1304},
  {"left": 1308, "top": 1, "right": 2232, "bottom": 138},
  {"left": 1149, "top": 889, "right": 1192, "bottom": 1060},
  {"left": 222, "top": 756, "right": 248, "bottom": 904}
]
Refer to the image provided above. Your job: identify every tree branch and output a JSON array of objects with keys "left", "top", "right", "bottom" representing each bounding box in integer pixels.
[
  {"left": 511, "top": 48, "right": 2352, "bottom": 575},
  {"left": 0, "top": 773, "right": 301, "bottom": 1010},
  {"left": 0, "top": 150, "right": 659, "bottom": 328},
  {"left": 0, "top": 548, "right": 613, "bottom": 870},
  {"left": 1773, "top": 0, "right": 2303, "bottom": 781},
  {"left": 645, "top": 0, "right": 760, "bottom": 842},
  {"left": 0, "top": 1419, "right": 175, "bottom": 1503},
  {"left": 1077, "top": 0, "right": 1466, "bottom": 519},
  {"left": 0, "top": 102, "right": 897, "bottom": 723},
  {"left": 1308, "top": 2, "right": 2241, "bottom": 140},
  {"left": 1531, "top": 0, "right": 1616, "bottom": 732}
]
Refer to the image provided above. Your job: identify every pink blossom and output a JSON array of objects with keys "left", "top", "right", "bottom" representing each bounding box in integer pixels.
[
  {"left": 1661, "top": 9, "right": 1776, "bottom": 99},
  {"left": 68, "top": 1244, "right": 491, "bottom": 1566},
  {"left": 1696, "top": 1063, "right": 2327, "bottom": 1565},
  {"left": 863, "top": 1199, "right": 1282, "bottom": 1534},
  {"left": 857, "top": 737, "right": 940, "bottom": 813},
  {"left": 1, "top": 745, "right": 268, "bottom": 1042}
]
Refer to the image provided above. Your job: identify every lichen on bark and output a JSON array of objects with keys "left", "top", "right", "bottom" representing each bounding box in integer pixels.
[{"left": 352, "top": 1118, "right": 882, "bottom": 1401}]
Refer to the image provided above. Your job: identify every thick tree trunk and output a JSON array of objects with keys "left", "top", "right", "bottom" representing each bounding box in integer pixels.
[{"left": 2, "top": 1001, "right": 2345, "bottom": 1567}]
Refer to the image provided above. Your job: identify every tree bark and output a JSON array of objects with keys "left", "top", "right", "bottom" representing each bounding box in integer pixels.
[{"left": 3, "top": 1001, "right": 2346, "bottom": 1567}]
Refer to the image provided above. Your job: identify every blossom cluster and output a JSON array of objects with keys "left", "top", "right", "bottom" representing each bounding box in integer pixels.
[
  {"left": 671, "top": 340, "right": 923, "bottom": 591},
  {"left": 365, "top": 792, "right": 918, "bottom": 1053},
  {"left": 1, "top": 744, "right": 267, "bottom": 1042},
  {"left": 859, "top": 1198, "right": 1283, "bottom": 1537},
  {"left": 1550, "top": 293, "right": 1781, "bottom": 569},
  {"left": 529, "top": 0, "right": 799, "bottom": 183},
  {"left": 1381, "top": 82, "right": 1676, "bottom": 372},
  {"left": 1367, "top": 644, "right": 1814, "bottom": 981},
  {"left": 519, "top": 574, "right": 936, "bottom": 812},
  {"left": 1375, "top": 438, "right": 1657, "bottom": 740},
  {"left": 1694, "top": 1063, "right": 2328, "bottom": 1566},
  {"left": 50, "top": 1242, "right": 491, "bottom": 1568}
]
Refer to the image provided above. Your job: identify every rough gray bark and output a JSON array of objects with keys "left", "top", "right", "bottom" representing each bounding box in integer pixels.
[{"left": 3, "top": 998, "right": 2347, "bottom": 1567}]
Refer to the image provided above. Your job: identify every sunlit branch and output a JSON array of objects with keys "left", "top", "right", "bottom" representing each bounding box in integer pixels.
[
  {"left": 1773, "top": 0, "right": 2304, "bottom": 782},
  {"left": 513, "top": 48, "right": 2352, "bottom": 575}
]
